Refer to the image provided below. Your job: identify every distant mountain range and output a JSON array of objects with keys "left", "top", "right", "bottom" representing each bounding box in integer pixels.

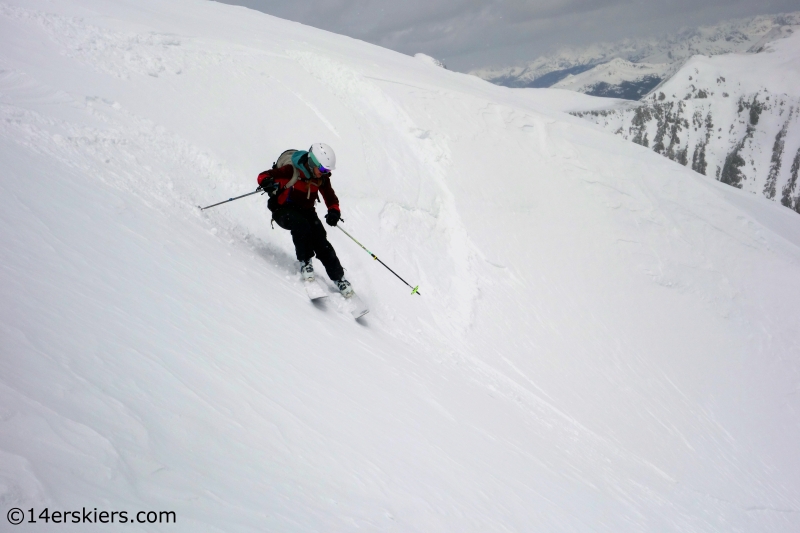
[
  {"left": 573, "top": 29, "right": 800, "bottom": 213},
  {"left": 472, "top": 12, "right": 800, "bottom": 100}
]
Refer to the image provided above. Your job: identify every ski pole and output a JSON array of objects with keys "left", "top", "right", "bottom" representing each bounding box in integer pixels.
[
  {"left": 337, "top": 225, "right": 420, "bottom": 296},
  {"left": 199, "top": 188, "right": 263, "bottom": 210}
]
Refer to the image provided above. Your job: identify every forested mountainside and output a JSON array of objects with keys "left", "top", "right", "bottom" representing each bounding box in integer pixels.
[{"left": 574, "top": 31, "right": 800, "bottom": 212}]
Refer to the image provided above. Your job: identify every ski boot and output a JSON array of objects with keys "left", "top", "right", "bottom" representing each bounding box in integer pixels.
[
  {"left": 300, "top": 260, "right": 315, "bottom": 282},
  {"left": 334, "top": 278, "right": 355, "bottom": 299}
]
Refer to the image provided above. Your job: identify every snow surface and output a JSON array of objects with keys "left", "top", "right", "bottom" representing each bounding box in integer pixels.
[{"left": 1, "top": 0, "right": 800, "bottom": 532}]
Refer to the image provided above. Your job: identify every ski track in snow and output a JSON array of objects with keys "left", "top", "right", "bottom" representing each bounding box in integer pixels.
[{"left": 1, "top": 0, "right": 799, "bottom": 531}]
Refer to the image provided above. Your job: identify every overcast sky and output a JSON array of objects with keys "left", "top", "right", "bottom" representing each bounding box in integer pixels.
[{"left": 215, "top": 0, "right": 800, "bottom": 71}]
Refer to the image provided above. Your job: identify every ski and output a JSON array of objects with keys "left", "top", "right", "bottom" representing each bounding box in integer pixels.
[
  {"left": 305, "top": 277, "right": 367, "bottom": 319},
  {"left": 344, "top": 291, "right": 369, "bottom": 319},
  {"left": 304, "top": 279, "right": 328, "bottom": 300}
]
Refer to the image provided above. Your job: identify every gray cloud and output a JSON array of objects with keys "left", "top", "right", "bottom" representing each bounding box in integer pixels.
[{"left": 216, "top": 0, "right": 800, "bottom": 71}]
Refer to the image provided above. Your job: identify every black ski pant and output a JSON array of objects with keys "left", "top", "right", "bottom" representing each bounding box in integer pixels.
[{"left": 273, "top": 207, "right": 344, "bottom": 281}]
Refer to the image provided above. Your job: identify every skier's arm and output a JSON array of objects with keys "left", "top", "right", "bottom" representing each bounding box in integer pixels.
[
  {"left": 258, "top": 166, "right": 293, "bottom": 195},
  {"left": 257, "top": 170, "right": 276, "bottom": 194},
  {"left": 319, "top": 176, "right": 340, "bottom": 212}
]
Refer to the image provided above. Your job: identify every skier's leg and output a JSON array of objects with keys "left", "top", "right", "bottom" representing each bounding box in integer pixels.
[
  {"left": 306, "top": 212, "right": 345, "bottom": 281},
  {"left": 273, "top": 208, "right": 315, "bottom": 262}
]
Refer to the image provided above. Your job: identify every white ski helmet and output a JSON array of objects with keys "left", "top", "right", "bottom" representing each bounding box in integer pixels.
[{"left": 309, "top": 142, "right": 336, "bottom": 171}]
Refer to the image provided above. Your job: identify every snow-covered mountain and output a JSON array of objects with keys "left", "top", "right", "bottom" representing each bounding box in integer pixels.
[
  {"left": 2, "top": 1, "right": 800, "bottom": 532},
  {"left": 473, "top": 12, "right": 800, "bottom": 99},
  {"left": 575, "top": 31, "right": 800, "bottom": 213},
  {"left": 551, "top": 58, "right": 669, "bottom": 100}
]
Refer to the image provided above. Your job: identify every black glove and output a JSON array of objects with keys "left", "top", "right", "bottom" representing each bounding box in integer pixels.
[
  {"left": 325, "top": 208, "right": 341, "bottom": 227},
  {"left": 260, "top": 178, "right": 279, "bottom": 198}
]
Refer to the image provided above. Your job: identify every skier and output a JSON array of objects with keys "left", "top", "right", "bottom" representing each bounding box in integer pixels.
[{"left": 257, "top": 143, "right": 354, "bottom": 298}]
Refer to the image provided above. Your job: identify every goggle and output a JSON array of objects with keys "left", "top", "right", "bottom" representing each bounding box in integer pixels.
[{"left": 309, "top": 152, "right": 331, "bottom": 174}]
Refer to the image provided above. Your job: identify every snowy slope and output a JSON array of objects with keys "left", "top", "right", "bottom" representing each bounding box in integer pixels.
[
  {"left": 473, "top": 11, "right": 800, "bottom": 98},
  {"left": 1, "top": 1, "right": 800, "bottom": 532},
  {"left": 575, "top": 31, "right": 800, "bottom": 212}
]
